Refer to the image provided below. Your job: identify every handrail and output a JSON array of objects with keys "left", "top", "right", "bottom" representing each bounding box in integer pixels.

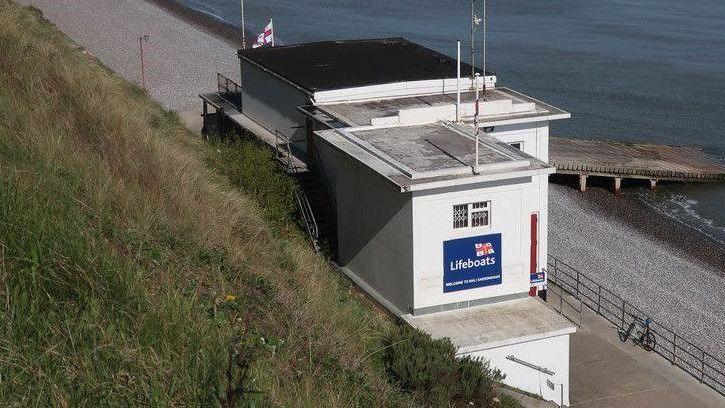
[
  {"left": 294, "top": 188, "right": 319, "bottom": 250},
  {"left": 274, "top": 130, "right": 297, "bottom": 173},
  {"left": 547, "top": 254, "right": 725, "bottom": 397},
  {"left": 217, "top": 72, "right": 241, "bottom": 96},
  {"left": 217, "top": 73, "right": 242, "bottom": 109}
]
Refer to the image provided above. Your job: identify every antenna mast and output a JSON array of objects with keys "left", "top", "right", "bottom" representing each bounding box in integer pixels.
[
  {"left": 240, "top": 0, "right": 246, "bottom": 49},
  {"left": 470, "top": 1, "right": 475, "bottom": 88},
  {"left": 470, "top": 1, "right": 484, "bottom": 91},
  {"left": 483, "top": 0, "right": 486, "bottom": 95}
]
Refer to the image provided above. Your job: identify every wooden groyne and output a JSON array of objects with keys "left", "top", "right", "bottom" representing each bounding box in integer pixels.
[{"left": 549, "top": 137, "right": 725, "bottom": 194}]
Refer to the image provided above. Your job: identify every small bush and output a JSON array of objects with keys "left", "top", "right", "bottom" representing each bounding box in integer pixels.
[
  {"left": 206, "top": 138, "right": 298, "bottom": 228},
  {"left": 383, "top": 323, "right": 506, "bottom": 407}
]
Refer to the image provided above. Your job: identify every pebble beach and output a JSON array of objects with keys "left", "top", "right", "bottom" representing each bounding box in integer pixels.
[{"left": 18, "top": 0, "right": 725, "bottom": 361}]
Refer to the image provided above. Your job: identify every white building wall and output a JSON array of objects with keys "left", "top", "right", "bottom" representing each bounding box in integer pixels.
[
  {"left": 314, "top": 137, "right": 415, "bottom": 314},
  {"left": 487, "top": 121, "right": 549, "bottom": 162},
  {"left": 489, "top": 122, "right": 550, "bottom": 281},
  {"left": 464, "top": 335, "right": 571, "bottom": 406},
  {"left": 411, "top": 177, "right": 545, "bottom": 311},
  {"left": 239, "top": 60, "right": 311, "bottom": 155}
]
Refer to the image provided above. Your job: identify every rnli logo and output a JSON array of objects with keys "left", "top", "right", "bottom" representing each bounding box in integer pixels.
[{"left": 475, "top": 242, "right": 494, "bottom": 257}]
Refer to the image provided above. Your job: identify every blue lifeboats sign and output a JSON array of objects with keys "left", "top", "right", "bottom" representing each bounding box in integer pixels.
[
  {"left": 443, "top": 233, "right": 502, "bottom": 293},
  {"left": 530, "top": 271, "right": 546, "bottom": 284}
]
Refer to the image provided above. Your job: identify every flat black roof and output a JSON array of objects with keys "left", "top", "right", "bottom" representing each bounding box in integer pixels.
[{"left": 238, "top": 38, "right": 493, "bottom": 93}]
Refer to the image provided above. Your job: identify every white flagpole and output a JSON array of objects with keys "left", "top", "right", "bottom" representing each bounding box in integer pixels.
[
  {"left": 240, "top": 0, "right": 246, "bottom": 49},
  {"left": 271, "top": 19, "right": 275, "bottom": 47},
  {"left": 456, "top": 40, "right": 461, "bottom": 123},
  {"left": 474, "top": 72, "right": 480, "bottom": 174}
]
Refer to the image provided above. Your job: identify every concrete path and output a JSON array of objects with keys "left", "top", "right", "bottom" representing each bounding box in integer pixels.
[{"left": 548, "top": 289, "right": 723, "bottom": 408}]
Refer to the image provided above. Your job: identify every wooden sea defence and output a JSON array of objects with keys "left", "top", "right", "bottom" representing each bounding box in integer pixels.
[{"left": 549, "top": 137, "right": 725, "bottom": 194}]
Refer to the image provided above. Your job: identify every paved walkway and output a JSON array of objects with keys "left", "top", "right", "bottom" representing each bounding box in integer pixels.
[{"left": 548, "top": 289, "right": 723, "bottom": 408}]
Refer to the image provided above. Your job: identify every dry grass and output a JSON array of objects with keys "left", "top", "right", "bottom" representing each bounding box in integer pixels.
[{"left": 0, "top": 2, "right": 411, "bottom": 406}]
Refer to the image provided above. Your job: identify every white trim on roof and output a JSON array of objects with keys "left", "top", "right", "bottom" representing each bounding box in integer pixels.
[{"left": 313, "top": 76, "right": 497, "bottom": 104}]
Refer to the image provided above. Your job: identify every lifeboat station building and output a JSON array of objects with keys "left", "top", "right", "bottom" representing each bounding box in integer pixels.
[{"left": 201, "top": 38, "right": 576, "bottom": 404}]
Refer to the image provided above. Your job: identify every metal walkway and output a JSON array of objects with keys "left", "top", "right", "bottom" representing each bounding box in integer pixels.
[{"left": 200, "top": 74, "right": 337, "bottom": 254}]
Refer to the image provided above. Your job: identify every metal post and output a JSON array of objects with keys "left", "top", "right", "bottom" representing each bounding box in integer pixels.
[
  {"left": 456, "top": 41, "right": 461, "bottom": 122},
  {"left": 482, "top": 0, "right": 486, "bottom": 96},
  {"left": 240, "top": 0, "right": 246, "bottom": 49},
  {"left": 597, "top": 285, "right": 601, "bottom": 314},
  {"left": 139, "top": 35, "right": 149, "bottom": 90},
  {"left": 470, "top": 0, "right": 475, "bottom": 86},
  {"left": 474, "top": 73, "right": 480, "bottom": 174},
  {"left": 202, "top": 100, "right": 208, "bottom": 138}
]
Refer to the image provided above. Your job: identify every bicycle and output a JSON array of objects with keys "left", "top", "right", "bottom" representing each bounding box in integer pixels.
[{"left": 618, "top": 316, "right": 656, "bottom": 351}]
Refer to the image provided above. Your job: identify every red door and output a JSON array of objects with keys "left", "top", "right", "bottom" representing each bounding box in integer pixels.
[{"left": 530, "top": 213, "right": 538, "bottom": 273}]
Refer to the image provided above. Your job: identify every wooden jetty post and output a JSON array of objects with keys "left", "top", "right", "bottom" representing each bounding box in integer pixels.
[
  {"left": 613, "top": 177, "right": 621, "bottom": 196},
  {"left": 578, "top": 175, "right": 587, "bottom": 192}
]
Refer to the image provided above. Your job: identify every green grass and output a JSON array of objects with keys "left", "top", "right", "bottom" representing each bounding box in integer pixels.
[{"left": 0, "top": 2, "right": 520, "bottom": 406}]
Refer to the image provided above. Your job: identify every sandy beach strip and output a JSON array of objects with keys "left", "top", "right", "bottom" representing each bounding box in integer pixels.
[{"left": 18, "top": 0, "right": 725, "bottom": 361}]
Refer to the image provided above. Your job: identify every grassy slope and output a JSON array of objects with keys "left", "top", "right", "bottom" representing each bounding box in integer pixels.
[
  {"left": 0, "top": 3, "right": 522, "bottom": 407},
  {"left": 0, "top": 2, "right": 410, "bottom": 406}
]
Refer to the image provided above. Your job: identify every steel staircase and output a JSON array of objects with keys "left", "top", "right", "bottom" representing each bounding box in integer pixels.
[
  {"left": 295, "top": 167, "right": 337, "bottom": 257},
  {"left": 273, "top": 131, "right": 337, "bottom": 256}
]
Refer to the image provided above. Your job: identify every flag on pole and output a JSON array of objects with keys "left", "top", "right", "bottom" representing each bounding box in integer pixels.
[{"left": 252, "top": 20, "right": 274, "bottom": 48}]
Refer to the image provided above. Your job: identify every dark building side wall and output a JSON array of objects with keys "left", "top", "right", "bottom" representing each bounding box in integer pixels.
[
  {"left": 239, "top": 59, "right": 311, "bottom": 156},
  {"left": 313, "top": 137, "right": 414, "bottom": 314}
]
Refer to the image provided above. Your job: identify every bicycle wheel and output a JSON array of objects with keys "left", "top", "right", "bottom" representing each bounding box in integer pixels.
[{"left": 642, "top": 332, "right": 656, "bottom": 351}]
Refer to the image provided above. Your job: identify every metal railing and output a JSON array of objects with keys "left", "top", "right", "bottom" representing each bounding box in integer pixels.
[
  {"left": 294, "top": 188, "right": 319, "bottom": 252},
  {"left": 547, "top": 254, "right": 725, "bottom": 397},
  {"left": 217, "top": 73, "right": 241, "bottom": 108},
  {"left": 548, "top": 276, "right": 583, "bottom": 327},
  {"left": 274, "top": 130, "right": 297, "bottom": 173}
]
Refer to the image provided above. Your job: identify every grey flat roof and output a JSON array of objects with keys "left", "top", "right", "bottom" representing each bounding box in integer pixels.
[
  {"left": 318, "top": 87, "right": 570, "bottom": 128},
  {"left": 314, "top": 122, "right": 554, "bottom": 191},
  {"left": 404, "top": 298, "right": 576, "bottom": 353},
  {"left": 352, "top": 124, "right": 521, "bottom": 175},
  {"left": 238, "top": 38, "right": 493, "bottom": 93}
]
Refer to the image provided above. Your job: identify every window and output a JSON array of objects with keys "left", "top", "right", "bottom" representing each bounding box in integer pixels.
[
  {"left": 453, "top": 201, "right": 491, "bottom": 229},
  {"left": 453, "top": 204, "right": 468, "bottom": 228},
  {"left": 471, "top": 201, "right": 490, "bottom": 227},
  {"left": 509, "top": 142, "right": 522, "bottom": 150}
]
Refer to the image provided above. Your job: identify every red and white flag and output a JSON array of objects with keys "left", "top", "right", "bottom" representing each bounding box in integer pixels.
[{"left": 252, "top": 20, "right": 274, "bottom": 48}]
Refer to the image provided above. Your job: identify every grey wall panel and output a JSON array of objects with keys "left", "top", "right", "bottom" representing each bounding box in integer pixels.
[
  {"left": 315, "top": 138, "right": 414, "bottom": 313},
  {"left": 240, "top": 60, "right": 310, "bottom": 155}
]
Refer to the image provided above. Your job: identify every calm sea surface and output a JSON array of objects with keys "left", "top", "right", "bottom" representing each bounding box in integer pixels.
[{"left": 179, "top": 0, "right": 725, "bottom": 243}]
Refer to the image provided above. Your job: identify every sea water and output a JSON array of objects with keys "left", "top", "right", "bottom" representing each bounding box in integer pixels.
[{"left": 178, "top": 0, "right": 725, "bottom": 244}]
